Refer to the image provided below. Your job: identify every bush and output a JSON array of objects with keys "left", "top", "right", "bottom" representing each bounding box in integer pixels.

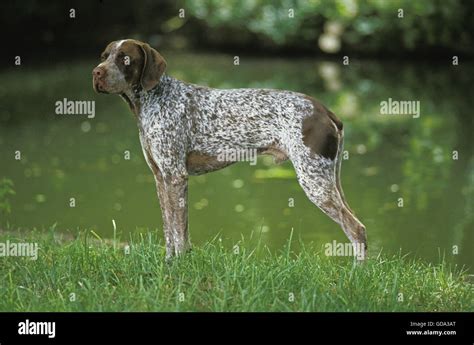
[{"left": 0, "top": 178, "right": 15, "bottom": 215}]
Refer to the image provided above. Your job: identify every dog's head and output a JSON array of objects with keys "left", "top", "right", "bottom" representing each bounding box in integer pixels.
[{"left": 92, "top": 39, "right": 167, "bottom": 94}]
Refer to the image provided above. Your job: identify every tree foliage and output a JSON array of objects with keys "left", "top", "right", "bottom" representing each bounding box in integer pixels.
[{"left": 182, "top": 0, "right": 474, "bottom": 55}]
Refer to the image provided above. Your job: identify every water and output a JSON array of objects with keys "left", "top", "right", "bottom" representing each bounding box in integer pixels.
[{"left": 0, "top": 54, "right": 472, "bottom": 271}]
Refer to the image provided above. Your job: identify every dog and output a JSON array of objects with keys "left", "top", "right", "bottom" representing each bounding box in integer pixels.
[{"left": 92, "top": 39, "right": 367, "bottom": 260}]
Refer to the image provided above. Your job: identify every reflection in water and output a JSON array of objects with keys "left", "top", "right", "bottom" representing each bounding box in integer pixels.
[{"left": 0, "top": 54, "right": 472, "bottom": 271}]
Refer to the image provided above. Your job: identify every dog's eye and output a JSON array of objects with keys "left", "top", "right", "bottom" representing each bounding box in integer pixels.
[
  {"left": 116, "top": 53, "right": 131, "bottom": 66},
  {"left": 100, "top": 53, "right": 109, "bottom": 61}
]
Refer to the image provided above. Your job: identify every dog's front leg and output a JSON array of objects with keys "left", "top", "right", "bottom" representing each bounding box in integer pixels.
[
  {"left": 154, "top": 175, "right": 175, "bottom": 259},
  {"left": 162, "top": 174, "right": 191, "bottom": 257}
]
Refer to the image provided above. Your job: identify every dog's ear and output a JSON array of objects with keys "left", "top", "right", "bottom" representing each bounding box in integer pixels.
[{"left": 138, "top": 43, "right": 167, "bottom": 91}]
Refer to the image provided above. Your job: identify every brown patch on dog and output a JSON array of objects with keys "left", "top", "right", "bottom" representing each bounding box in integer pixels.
[
  {"left": 136, "top": 41, "right": 167, "bottom": 91},
  {"left": 301, "top": 97, "right": 342, "bottom": 160},
  {"left": 114, "top": 41, "right": 145, "bottom": 85}
]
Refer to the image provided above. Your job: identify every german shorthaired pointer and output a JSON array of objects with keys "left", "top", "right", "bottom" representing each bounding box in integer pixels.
[{"left": 92, "top": 39, "right": 367, "bottom": 260}]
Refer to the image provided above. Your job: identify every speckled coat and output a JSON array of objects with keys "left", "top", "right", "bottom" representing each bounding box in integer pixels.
[{"left": 92, "top": 39, "right": 367, "bottom": 260}]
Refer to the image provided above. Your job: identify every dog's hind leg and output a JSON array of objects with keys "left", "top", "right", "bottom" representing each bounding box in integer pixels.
[
  {"left": 291, "top": 103, "right": 367, "bottom": 260},
  {"left": 290, "top": 144, "right": 367, "bottom": 260}
]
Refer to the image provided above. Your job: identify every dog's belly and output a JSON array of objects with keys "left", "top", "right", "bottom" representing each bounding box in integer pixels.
[
  {"left": 186, "top": 151, "right": 236, "bottom": 175},
  {"left": 186, "top": 145, "right": 288, "bottom": 175}
]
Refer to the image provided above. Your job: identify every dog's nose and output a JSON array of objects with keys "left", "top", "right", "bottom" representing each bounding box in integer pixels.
[{"left": 92, "top": 67, "right": 105, "bottom": 78}]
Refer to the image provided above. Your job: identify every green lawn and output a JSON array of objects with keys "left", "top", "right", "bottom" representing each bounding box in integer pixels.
[{"left": 0, "top": 229, "right": 472, "bottom": 312}]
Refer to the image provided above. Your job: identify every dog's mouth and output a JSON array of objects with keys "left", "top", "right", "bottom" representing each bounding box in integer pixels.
[{"left": 93, "top": 79, "right": 109, "bottom": 94}]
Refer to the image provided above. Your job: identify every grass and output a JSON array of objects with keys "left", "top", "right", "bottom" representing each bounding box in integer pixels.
[{"left": 0, "top": 228, "right": 472, "bottom": 312}]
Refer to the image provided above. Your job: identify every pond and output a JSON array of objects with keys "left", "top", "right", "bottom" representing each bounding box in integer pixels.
[{"left": 0, "top": 53, "right": 472, "bottom": 271}]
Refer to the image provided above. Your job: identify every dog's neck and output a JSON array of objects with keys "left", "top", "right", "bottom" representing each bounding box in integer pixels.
[
  {"left": 120, "top": 75, "right": 173, "bottom": 118},
  {"left": 120, "top": 86, "right": 146, "bottom": 118}
]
